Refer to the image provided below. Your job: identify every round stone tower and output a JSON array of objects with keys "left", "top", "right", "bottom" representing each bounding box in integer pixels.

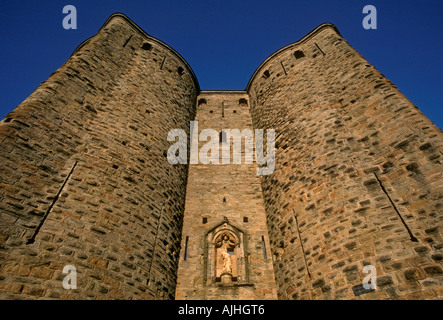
[
  {"left": 247, "top": 23, "right": 443, "bottom": 299},
  {"left": 0, "top": 13, "right": 199, "bottom": 299}
]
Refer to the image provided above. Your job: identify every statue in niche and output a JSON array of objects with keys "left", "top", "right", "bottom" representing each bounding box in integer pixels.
[
  {"left": 204, "top": 220, "right": 250, "bottom": 285},
  {"left": 219, "top": 235, "right": 233, "bottom": 274},
  {"left": 215, "top": 232, "right": 237, "bottom": 281}
]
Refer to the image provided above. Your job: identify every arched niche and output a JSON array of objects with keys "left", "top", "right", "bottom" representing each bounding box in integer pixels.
[
  {"left": 203, "top": 219, "right": 250, "bottom": 286},
  {"left": 214, "top": 230, "right": 238, "bottom": 281}
]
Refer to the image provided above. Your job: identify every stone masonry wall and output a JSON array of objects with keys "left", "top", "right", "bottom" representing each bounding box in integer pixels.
[
  {"left": 175, "top": 91, "right": 277, "bottom": 299},
  {"left": 1, "top": 14, "right": 441, "bottom": 301},
  {"left": 0, "top": 14, "right": 198, "bottom": 299},
  {"left": 247, "top": 24, "right": 443, "bottom": 299}
]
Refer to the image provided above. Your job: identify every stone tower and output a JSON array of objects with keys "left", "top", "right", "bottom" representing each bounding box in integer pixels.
[
  {"left": 175, "top": 91, "right": 277, "bottom": 299},
  {"left": 0, "top": 13, "right": 199, "bottom": 299},
  {"left": 0, "top": 13, "right": 442, "bottom": 300}
]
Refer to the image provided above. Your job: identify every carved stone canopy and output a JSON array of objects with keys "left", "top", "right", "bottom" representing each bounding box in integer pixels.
[{"left": 215, "top": 232, "right": 236, "bottom": 251}]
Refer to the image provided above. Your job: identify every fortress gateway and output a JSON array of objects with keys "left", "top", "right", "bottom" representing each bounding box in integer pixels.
[{"left": 0, "top": 13, "right": 442, "bottom": 300}]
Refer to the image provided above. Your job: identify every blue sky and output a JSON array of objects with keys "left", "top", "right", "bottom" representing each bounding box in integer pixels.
[{"left": 1, "top": 0, "right": 442, "bottom": 129}]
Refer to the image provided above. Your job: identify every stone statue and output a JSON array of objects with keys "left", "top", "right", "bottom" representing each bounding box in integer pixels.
[
  {"left": 221, "top": 247, "right": 232, "bottom": 274},
  {"left": 216, "top": 233, "right": 235, "bottom": 276}
]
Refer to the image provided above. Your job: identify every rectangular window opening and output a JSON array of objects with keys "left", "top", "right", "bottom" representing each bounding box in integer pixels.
[
  {"left": 239, "top": 98, "right": 248, "bottom": 105},
  {"left": 220, "top": 131, "right": 227, "bottom": 143},
  {"left": 294, "top": 50, "right": 305, "bottom": 59},
  {"left": 141, "top": 42, "right": 152, "bottom": 51}
]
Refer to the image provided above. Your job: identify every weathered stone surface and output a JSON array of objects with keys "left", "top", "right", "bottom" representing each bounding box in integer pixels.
[
  {"left": 247, "top": 23, "right": 443, "bottom": 300},
  {"left": 175, "top": 92, "right": 278, "bottom": 300},
  {"left": 1, "top": 15, "right": 442, "bottom": 300},
  {"left": 0, "top": 13, "right": 198, "bottom": 300}
]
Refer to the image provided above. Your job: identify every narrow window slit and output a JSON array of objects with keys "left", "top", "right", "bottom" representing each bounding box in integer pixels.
[
  {"left": 160, "top": 56, "right": 166, "bottom": 70},
  {"left": 184, "top": 236, "right": 189, "bottom": 260},
  {"left": 373, "top": 173, "right": 418, "bottom": 242},
  {"left": 123, "top": 35, "right": 133, "bottom": 48},
  {"left": 220, "top": 131, "right": 227, "bottom": 143},
  {"left": 294, "top": 210, "right": 311, "bottom": 278},
  {"left": 315, "top": 43, "right": 325, "bottom": 56},
  {"left": 280, "top": 62, "right": 287, "bottom": 75},
  {"left": 27, "top": 161, "right": 78, "bottom": 244},
  {"left": 261, "top": 236, "right": 267, "bottom": 260}
]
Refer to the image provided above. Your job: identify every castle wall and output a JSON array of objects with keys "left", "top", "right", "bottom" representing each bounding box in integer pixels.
[
  {"left": 175, "top": 91, "right": 277, "bottom": 299},
  {"left": 0, "top": 14, "right": 198, "bottom": 299},
  {"left": 247, "top": 24, "right": 443, "bottom": 299},
  {"left": 1, "top": 13, "right": 442, "bottom": 301}
]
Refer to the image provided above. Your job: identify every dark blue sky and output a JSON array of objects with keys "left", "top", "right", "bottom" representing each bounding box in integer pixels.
[{"left": 1, "top": 0, "right": 442, "bottom": 129}]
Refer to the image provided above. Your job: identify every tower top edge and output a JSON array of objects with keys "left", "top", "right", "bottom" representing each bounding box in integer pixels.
[
  {"left": 70, "top": 12, "right": 200, "bottom": 92},
  {"left": 245, "top": 22, "right": 341, "bottom": 92},
  {"left": 199, "top": 90, "right": 248, "bottom": 95}
]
